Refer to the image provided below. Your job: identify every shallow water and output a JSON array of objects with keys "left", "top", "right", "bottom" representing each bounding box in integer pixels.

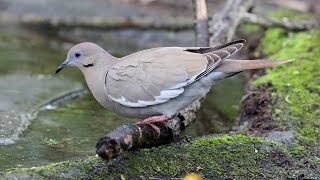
[
  {"left": 0, "top": 74, "right": 84, "bottom": 145},
  {"left": 0, "top": 24, "right": 245, "bottom": 170}
]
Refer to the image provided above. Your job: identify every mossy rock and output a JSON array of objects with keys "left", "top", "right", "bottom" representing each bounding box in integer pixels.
[
  {"left": 255, "top": 29, "right": 320, "bottom": 144},
  {"left": 2, "top": 135, "right": 319, "bottom": 179},
  {"left": 247, "top": 16, "right": 320, "bottom": 180}
]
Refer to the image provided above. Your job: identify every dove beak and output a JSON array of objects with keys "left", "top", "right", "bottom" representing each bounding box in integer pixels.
[{"left": 56, "top": 59, "right": 72, "bottom": 74}]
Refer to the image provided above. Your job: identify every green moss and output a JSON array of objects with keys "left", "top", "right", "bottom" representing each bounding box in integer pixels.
[
  {"left": 192, "top": 134, "right": 273, "bottom": 147},
  {"left": 289, "top": 143, "right": 308, "bottom": 156},
  {"left": 3, "top": 135, "right": 318, "bottom": 179},
  {"left": 254, "top": 29, "right": 320, "bottom": 144}
]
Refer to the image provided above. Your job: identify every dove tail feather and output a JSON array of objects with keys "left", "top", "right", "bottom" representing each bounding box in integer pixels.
[{"left": 213, "top": 59, "right": 293, "bottom": 73}]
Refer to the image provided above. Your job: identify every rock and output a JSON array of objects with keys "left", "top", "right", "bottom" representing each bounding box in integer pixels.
[{"left": 264, "top": 130, "right": 296, "bottom": 145}]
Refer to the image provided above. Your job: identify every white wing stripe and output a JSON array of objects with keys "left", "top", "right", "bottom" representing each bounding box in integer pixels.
[
  {"left": 167, "top": 81, "right": 188, "bottom": 90},
  {"left": 109, "top": 88, "right": 184, "bottom": 107}
]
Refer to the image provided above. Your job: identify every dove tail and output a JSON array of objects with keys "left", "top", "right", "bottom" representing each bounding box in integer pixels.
[{"left": 213, "top": 59, "right": 293, "bottom": 73}]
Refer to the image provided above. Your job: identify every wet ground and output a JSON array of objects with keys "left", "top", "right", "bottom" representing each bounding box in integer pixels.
[{"left": 0, "top": 0, "right": 245, "bottom": 170}]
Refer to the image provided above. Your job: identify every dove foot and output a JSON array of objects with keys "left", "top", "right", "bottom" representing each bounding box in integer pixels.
[
  {"left": 136, "top": 115, "right": 173, "bottom": 124},
  {"left": 135, "top": 115, "right": 175, "bottom": 135}
]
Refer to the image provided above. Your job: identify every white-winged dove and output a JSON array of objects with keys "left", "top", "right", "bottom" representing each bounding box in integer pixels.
[{"left": 56, "top": 40, "right": 291, "bottom": 125}]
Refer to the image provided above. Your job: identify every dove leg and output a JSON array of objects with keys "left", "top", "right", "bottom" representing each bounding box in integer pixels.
[
  {"left": 135, "top": 115, "right": 175, "bottom": 134},
  {"left": 136, "top": 115, "right": 173, "bottom": 124}
]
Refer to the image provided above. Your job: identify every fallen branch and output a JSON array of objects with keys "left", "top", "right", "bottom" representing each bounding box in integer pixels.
[
  {"left": 96, "top": 124, "right": 172, "bottom": 160},
  {"left": 242, "top": 12, "right": 320, "bottom": 31},
  {"left": 96, "top": 118, "right": 182, "bottom": 160},
  {"left": 96, "top": 0, "right": 252, "bottom": 160},
  {"left": 96, "top": 102, "right": 201, "bottom": 160}
]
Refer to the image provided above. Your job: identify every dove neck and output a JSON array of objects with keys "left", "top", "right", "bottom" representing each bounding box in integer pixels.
[{"left": 81, "top": 54, "right": 118, "bottom": 110}]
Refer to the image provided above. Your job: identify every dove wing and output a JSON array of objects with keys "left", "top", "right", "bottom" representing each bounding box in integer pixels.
[{"left": 105, "top": 39, "right": 245, "bottom": 107}]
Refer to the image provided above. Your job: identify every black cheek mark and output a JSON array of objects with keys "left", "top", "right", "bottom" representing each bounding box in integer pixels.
[{"left": 83, "top": 63, "right": 94, "bottom": 68}]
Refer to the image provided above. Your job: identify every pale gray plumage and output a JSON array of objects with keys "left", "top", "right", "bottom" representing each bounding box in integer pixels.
[{"left": 56, "top": 39, "right": 291, "bottom": 119}]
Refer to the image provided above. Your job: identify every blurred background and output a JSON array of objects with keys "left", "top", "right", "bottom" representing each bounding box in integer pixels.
[{"left": 0, "top": 0, "right": 318, "bottom": 170}]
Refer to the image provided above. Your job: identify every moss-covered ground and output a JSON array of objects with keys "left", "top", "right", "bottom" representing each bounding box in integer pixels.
[{"left": 3, "top": 135, "right": 319, "bottom": 179}]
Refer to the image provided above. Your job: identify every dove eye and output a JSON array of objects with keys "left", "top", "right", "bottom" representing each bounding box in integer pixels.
[
  {"left": 75, "top": 52, "right": 81, "bottom": 58},
  {"left": 72, "top": 50, "right": 83, "bottom": 60}
]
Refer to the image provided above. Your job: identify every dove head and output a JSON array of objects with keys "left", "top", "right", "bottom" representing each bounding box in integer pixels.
[{"left": 56, "top": 42, "right": 114, "bottom": 74}]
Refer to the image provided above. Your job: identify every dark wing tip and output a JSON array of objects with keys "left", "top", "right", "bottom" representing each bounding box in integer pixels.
[
  {"left": 184, "top": 39, "right": 246, "bottom": 54},
  {"left": 208, "top": 39, "right": 246, "bottom": 52},
  {"left": 230, "top": 39, "right": 246, "bottom": 44}
]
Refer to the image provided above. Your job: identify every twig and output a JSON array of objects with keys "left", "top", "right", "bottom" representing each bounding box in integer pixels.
[
  {"left": 242, "top": 12, "right": 320, "bottom": 31},
  {"left": 193, "top": 0, "right": 209, "bottom": 47}
]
